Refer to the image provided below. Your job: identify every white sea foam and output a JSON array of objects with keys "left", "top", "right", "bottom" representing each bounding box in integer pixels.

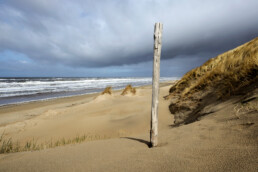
[{"left": 0, "top": 77, "right": 179, "bottom": 105}]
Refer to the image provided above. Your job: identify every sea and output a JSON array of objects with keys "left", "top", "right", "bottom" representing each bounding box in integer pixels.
[{"left": 0, "top": 77, "right": 178, "bottom": 106}]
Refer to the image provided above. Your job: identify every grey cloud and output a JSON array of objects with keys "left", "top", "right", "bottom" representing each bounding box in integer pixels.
[{"left": 0, "top": 0, "right": 258, "bottom": 68}]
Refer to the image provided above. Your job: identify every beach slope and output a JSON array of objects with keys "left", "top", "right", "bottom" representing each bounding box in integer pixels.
[{"left": 0, "top": 81, "right": 257, "bottom": 171}]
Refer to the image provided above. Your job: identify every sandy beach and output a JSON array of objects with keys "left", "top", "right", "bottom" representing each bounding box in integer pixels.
[
  {"left": 0, "top": 81, "right": 257, "bottom": 172},
  {"left": 0, "top": 82, "right": 173, "bottom": 145}
]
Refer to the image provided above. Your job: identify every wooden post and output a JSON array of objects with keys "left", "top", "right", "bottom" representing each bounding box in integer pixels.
[{"left": 150, "top": 23, "right": 163, "bottom": 147}]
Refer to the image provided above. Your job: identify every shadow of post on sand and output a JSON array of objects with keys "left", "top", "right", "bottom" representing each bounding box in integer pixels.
[{"left": 122, "top": 137, "right": 151, "bottom": 148}]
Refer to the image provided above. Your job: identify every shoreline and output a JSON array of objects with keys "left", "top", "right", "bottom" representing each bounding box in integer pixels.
[
  {"left": 0, "top": 81, "right": 175, "bottom": 108},
  {"left": 0, "top": 91, "right": 100, "bottom": 108},
  {"left": 0, "top": 77, "right": 178, "bottom": 107}
]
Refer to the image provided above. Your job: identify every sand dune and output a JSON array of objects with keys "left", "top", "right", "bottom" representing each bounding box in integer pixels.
[{"left": 166, "top": 37, "right": 258, "bottom": 125}]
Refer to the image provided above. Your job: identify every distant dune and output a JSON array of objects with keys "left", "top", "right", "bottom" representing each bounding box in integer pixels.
[{"left": 166, "top": 37, "right": 258, "bottom": 125}]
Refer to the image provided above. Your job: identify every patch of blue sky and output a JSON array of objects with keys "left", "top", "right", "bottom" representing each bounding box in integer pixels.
[{"left": 0, "top": 50, "right": 33, "bottom": 64}]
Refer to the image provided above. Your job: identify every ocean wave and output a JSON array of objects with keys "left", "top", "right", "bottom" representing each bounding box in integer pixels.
[{"left": 0, "top": 77, "right": 179, "bottom": 103}]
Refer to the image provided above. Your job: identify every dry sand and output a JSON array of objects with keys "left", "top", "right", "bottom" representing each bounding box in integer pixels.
[{"left": 0, "top": 82, "right": 257, "bottom": 172}]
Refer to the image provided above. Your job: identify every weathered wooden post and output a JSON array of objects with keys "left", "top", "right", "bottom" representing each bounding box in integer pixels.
[{"left": 150, "top": 22, "right": 163, "bottom": 147}]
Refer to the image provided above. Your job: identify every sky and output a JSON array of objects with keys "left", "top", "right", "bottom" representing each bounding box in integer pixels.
[{"left": 0, "top": 0, "right": 258, "bottom": 77}]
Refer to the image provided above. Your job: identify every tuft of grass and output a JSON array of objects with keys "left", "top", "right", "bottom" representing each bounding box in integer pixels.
[
  {"left": 0, "top": 133, "right": 108, "bottom": 154},
  {"left": 0, "top": 138, "right": 13, "bottom": 153},
  {"left": 121, "top": 85, "right": 136, "bottom": 95},
  {"left": 101, "top": 87, "right": 112, "bottom": 95}
]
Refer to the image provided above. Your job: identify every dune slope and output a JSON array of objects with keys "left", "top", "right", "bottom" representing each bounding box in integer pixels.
[{"left": 166, "top": 37, "right": 258, "bottom": 125}]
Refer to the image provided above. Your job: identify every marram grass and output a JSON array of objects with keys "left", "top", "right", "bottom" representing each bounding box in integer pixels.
[
  {"left": 169, "top": 37, "right": 258, "bottom": 98},
  {"left": 0, "top": 133, "right": 109, "bottom": 154}
]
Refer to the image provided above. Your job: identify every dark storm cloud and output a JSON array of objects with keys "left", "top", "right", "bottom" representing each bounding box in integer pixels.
[{"left": 0, "top": 0, "right": 258, "bottom": 68}]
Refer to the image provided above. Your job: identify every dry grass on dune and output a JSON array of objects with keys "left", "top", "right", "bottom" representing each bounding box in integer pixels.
[
  {"left": 101, "top": 86, "right": 112, "bottom": 95},
  {"left": 121, "top": 85, "right": 136, "bottom": 95},
  {"left": 166, "top": 37, "right": 258, "bottom": 125},
  {"left": 0, "top": 132, "right": 108, "bottom": 154},
  {"left": 169, "top": 37, "right": 258, "bottom": 99}
]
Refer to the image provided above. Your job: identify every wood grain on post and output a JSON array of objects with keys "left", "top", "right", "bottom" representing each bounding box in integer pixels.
[{"left": 150, "top": 23, "right": 163, "bottom": 147}]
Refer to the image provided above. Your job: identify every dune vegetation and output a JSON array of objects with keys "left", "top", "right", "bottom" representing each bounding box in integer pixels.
[
  {"left": 169, "top": 37, "right": 258, "bottom": 98},
  {"left": 101, "top": 86, "right": 112, "bottom": 95},
  {"left": 0, "top": 132, "right": 108, "bottom": 154},
  {"left": 166, "top": 37, "right": 258, "bottom": 124},
  {"left": 121, "top": 85, "right": 136, "bottom": 95}
]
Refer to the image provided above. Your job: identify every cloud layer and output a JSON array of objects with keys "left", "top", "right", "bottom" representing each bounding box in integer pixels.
[{"left": 0, "top": 0, "right": 258, "bottom": 76}]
